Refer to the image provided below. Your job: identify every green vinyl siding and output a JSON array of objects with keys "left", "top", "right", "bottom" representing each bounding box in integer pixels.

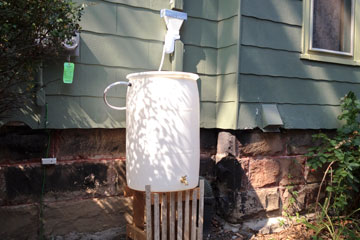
[
  {"left": 183, "top": 0, "right": 240, "bottom": 129},
  {"left": 241, "top": 16, "right": 301, "bottom": 52},
  {"left": 1, "top": 0, "right": 240, "bottom": 129},
  {"left": 237, "top": 103, "right": 342, "bottom": 130},
  {"left": 240, "top": 46, "right": 360, "bottom": 83},
  {"left": 182, "top": 18, "right": 218, "bottom": 48},
  {"left": 242, "top": 0, "right": 302, "bottom": 26},
  {"left": 4, "top": 0, "right": 356, "bottom": 130},
  {"left": 238, "top": 0, "right": 360, "bottom": 129},
  {"left": 183, "top": 0, "right": 218, "bottom": 21},
  {"left": 239, "top": 74, "right": 360, "bottom": 105}
]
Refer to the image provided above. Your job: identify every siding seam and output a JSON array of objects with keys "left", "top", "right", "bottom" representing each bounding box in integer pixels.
[
  {"left": 45, "top": 95, "right": 125, "bottom": 99},
  {"left": 72, "top": 63, "right": 237, "bottom": 76},
  {"left": 97, "top": 0, "right": 236, "bottom": 22},
  {"left": 81, "top": 30, "right": 163, "bottom": 43},
  {"left": 97, "top": 0, "right": 164, "bottom": 13},
  {"left": 241, "top": 14, "right": 302, "bottom": 27},
  {"left": 188, "top": 15, "right": 237, "bottom": 23},
  {"left": 241, "top": 43, "right": 301, "bottom": 54},
  {"left": 81, "top": 30, "right": 236, "bottom": 50},
  {"left": 238, "top": 102, "right": 341, "bottom": 107},
  {"left": 240, "top": 73, "right": 360, "bottom": 85},
  {"left": 185, "top": 43, "right": 237, "bottom": 50},
  {"left": 72, "top": 62, "right": 154, "bottom": 71},
  {"left": 201, "top": 101, "right": 237, "bottom": 103}
]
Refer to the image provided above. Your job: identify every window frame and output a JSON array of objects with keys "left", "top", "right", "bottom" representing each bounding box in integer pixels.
[{"left": 301, "top": 0, "right": 360, "bottom": 66}]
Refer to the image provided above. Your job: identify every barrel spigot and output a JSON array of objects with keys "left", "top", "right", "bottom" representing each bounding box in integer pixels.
[{"left": 180, "top": 175, "right": 188, "bottom": 186}]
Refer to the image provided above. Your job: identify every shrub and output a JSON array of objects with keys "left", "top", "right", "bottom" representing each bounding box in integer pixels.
[
  {"left": 0, "top": 0, "right": 83, "bottom": 118},
  {"left": 307, "top": 91, "right": 360, "bottom": 213}
]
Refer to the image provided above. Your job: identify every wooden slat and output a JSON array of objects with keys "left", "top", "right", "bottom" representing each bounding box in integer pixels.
[
  {"left": 126, "top": 224, "right": 147, "bottom": 240},
  {"left": 191, "top": 189, "right": 197, "bottom": 240},
  {"left": 150, "top": 188, "right": 200, "bottom": 204},
  {"left": 184, "top": 190, "right": 190, "bottom": 240},
  {"left": 197, "top": 180, "right": 204, "bottom": 240},
  {"left": 170, "top": 192, "right": 176, "bottom": 240},
  {"left": 124, "top": 186, "right": 134, "bottom": 197},
  {"left": 177, "top": 192, "right": 183, "bottom": 240},
  {"left": 154, "top": 193, "right": 160, "bottom": 240},
  {"left": 145, "top": 185, "right": 152, "bottom": 240},
  {"left": 133, "top": 191, "right": 145, "bottom": 230},
  {"left": 161, "top": 193, "right": 167, "bottom": 240},
  {"left": 127, "top": 186, "right": 204, "bottom": 240}
]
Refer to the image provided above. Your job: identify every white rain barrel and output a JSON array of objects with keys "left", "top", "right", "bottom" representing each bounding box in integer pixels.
[{"left": 104, "top": 71, "right": 200, "bottom": 192}]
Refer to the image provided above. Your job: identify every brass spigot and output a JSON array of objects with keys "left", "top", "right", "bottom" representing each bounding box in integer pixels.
[{"left": 180, "top": 175, "right": 189, "bottom": 186}]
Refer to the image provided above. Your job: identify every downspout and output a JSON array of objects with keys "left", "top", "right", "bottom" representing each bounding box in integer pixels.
[{"left": 234, "top": 0, "right": 243, "bottom": 130}]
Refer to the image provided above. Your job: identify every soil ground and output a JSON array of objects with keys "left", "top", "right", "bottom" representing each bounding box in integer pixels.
[{"left": 205, "top": 215, "right": 314, "bottom": 240}]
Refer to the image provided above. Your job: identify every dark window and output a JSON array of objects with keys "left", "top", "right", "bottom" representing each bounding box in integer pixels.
[{"left": 311, "top": 0, "right": 353, "bottom": 54}]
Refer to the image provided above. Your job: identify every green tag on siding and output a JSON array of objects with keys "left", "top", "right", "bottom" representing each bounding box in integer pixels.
[{"left": 63, "top": 62, "right": 74, "bottom": 84}]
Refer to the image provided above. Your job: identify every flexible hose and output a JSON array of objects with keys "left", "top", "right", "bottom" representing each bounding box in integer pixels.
[{"left": 158, "top": 44, "right": 166, "bottom": 71}]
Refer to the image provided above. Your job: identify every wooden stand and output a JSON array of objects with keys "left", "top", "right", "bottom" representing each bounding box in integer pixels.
[{"left": 126, "top": 180, "right": 204, "bottom": 240}]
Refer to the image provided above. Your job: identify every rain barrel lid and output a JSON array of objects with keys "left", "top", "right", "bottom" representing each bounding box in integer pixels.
[{"left": 126, "top": 71, "right": 199, "bottom": 81}]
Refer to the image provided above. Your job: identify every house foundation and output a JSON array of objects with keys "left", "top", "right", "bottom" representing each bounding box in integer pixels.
[{"left": 0, "top": 126, "right": 327, "bottom": 239}]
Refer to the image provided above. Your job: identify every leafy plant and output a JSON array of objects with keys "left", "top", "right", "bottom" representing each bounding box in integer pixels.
[
  {"left": 304, "top": 91, "right": 360, "bottom": 239},
  {"left": 307, "top": 91, "right": 360, "bottom": 213},
  {"left": 0, "top": 0, "right": 83, "bottom": 118},
  {"left": 280, "top": 174, "right": 302, "bottom": 228},
  {"left": 300, "top": 199, "right": 360, "bottom": 240}
]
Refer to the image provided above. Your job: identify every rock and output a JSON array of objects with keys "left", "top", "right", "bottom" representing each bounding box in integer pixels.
[
  {"left": 249, "top": 158, "right": 280, "bottom": 188},
  {"left": 0, "top": 127, "right": 48, "bottom": 162},
  {"left": 0, "top": 204, "right": 38, "bottom": 240},
  {"left": 216, "top": 131, "right": 238, "bottom": 162},
  {"left": 278, "top": 156, "right": 306, "bottom": 186},
  {"left": 223, "top": 222, "right": 241, "bottom": 233},
  {"left": 237, "top": 131, "right": 284, "bottom": 156},
  {"left": 200, "top": 129, "right": 218, "bottom": 156},
  {"left": 55, "top": 129, "right": 126, "bottom": 160},
  {"left": 285, "top": 130, "right": 318, "bottom": 155},
  {"left": 200, "top": 155, "right": 215, "bottom": 178},
  {"left": 214, "top": 156, "right": 244, "bottom": 221},
  {"left": 281, "top": 183, "right": 320, "bottom": 213},
  {"left": 53, "top": 227, "right": 126, "bottom": 240},
  {"left": 43, "top": 196, "right": 131, "bottom": 237},
  {"left": 241, "top": 216, "right": 286, "bottom": 234},
  {"left": 3, "top": 160, "right": 126, "bottom": 205},
  {"left": 266, "top": 189, "right": 280, "bottom": 212}
]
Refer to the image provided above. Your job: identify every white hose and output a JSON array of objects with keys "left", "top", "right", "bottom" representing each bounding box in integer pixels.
[{"left": 158, "top": 44, "right": 166, "bottom": 71}]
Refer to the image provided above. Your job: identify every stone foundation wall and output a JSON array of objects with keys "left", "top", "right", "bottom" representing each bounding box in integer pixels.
[
  {"left": 201, "top": 129, "right": 327, "bottom": 227},
  {"left": 0, "top": 126, "right": 328, "bottom": 239},
  {"left": 0, "top": 126, "right": 131, "bottom": 240}
]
